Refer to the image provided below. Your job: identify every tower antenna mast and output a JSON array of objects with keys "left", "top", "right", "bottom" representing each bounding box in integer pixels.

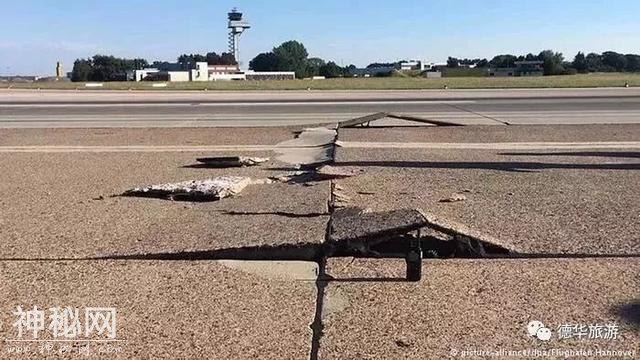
[{"left": 228, "top": 8, "right": 251, "bottom": 67}]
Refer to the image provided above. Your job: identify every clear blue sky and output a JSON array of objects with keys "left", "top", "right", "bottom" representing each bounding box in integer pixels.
[{"left": 1, "top": 0, "right": 638, "bottom": 75}]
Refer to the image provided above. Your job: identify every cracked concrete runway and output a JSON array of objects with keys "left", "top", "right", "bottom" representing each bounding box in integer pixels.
[{"left": 0, "top": 91, "right": 639, "bottom": 358}]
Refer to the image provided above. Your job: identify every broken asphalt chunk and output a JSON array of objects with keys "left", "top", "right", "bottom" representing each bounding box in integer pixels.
[
  {"left": 315, "top": 165, "right": 361, "bottom": 180},
  {"left": 439, "top": 193, "right": 467, "bottom": 203},
  {"left": 122, "top": 176, "right": 254, "bottom": 202},
  {"left": 196, "top": 156, "right": 269, "bottom": 168}
]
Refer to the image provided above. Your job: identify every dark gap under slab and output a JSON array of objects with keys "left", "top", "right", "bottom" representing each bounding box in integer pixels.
[
  {"left": 219, "top": 211, "right": 328, "bottom": 219},
  {"left": 337, "top": 112, "right": 464, "bottom": 129}
]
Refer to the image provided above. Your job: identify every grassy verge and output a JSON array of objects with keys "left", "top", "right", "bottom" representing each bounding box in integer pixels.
[{"left": 1, "top": 73, "right": 638, "bottom": 91}]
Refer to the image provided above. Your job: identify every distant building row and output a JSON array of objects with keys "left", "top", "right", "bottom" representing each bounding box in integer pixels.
[
  {"left": 131, "top": 62, "right": 295, "bottom": 82},
  {"left": 349, "top": 60, "right": 446, "bottom": 77},
  {"left": 349, "top": 60, "right": 544, "bottom": 77}
]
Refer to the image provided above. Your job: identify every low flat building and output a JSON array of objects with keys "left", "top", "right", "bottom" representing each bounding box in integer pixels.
[
  {"left": 399, "top": 60, "right": 427, "bottom": 71},
  {"left": 0, "top": 76, "right": 40, "bottom": 82},
  {"left": 245, "top": 71, "right": 295, "bottom": 81},
  {"left": 209, "top": 64, "right": 241, "bottom": 75},
  {"left": 514, "top": 60, "right": 544, "bottom": 76},
  {"left": 348, "top": 66, "right": 396, "bottom": 77},
  {"left": 133, "top": 68, "right": 161, "bottom": 82},
  {"left": 133, "top": 62, "right": 294, "bottom": 82},
  {"left": 489, "top": 61, "right": 544, "bottom": 77},
  {"left": 488, "top": 68, "right": 516, "bottom": 77}
]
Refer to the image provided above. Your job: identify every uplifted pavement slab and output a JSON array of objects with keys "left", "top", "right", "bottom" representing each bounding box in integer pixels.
[
  {"left": 320, "top": 258, "right": 639, "bottom": 360},
  {"left": 333, "top": 147, "right": 640, "bottom": 256},
  {"left": 338, "top": 114, "right": 498, "bottom": 127},
  {"left": 0, "top": 260, "right": 317, "bottom": 359},
  {"left": 0, "top": 151, "right": 328, "bottom": 259},
  {"left": 338, "top": 124, "right": 640, "bottom": 144}
]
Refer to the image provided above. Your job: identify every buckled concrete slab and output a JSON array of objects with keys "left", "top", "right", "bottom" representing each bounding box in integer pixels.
[
  {"left": 329, "top": 208, "right": 427, "bottom": 244},
  {"left": 320, "top": 258, "right": 639, "bottom": 359},
  {"left": 274, "top": 127, "right": 337, "bottom": 168}
]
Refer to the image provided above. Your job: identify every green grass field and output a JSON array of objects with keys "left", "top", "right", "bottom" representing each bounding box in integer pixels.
[{"left": 1, "top": 73, "right": 638, "bottom": 91}]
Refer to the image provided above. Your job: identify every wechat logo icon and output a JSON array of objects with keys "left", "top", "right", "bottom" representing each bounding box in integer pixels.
[{"left": 527, "top": 320, "right": 552, "bottom": 341}]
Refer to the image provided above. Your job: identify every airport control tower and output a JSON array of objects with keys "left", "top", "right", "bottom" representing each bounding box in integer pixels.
[{"left": 228, "top": 8, "right": 250, "bottom": 66}]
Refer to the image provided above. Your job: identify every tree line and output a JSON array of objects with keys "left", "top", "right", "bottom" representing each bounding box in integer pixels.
[
  {"left": 71, "top": 56, "right": 149, "bottom": 82},
  {"left": 71, "top": 42, "right": 640, "bottom": 82},
  {"left": 249, "top": 42, "right": 640, "bottom": 78},
  {"left": 249, "top": 41, "right": 348, "bottom": 79},
  {"left": 71, "top": 52, "right": 237, "bottom": 82},
  {"left": 447, "top": 51, "right": 640, "bottom": 75},
  {"left": 176, "top": 52, "right": 237, "bottom": 67}
]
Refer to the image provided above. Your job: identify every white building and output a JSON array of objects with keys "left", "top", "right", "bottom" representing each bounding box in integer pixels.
[
  {"left": 133, "top": 62, "right": 295, "bottom": 82},
  {"left": 399, "top": 60, "right": 427, "bottom": 71}
]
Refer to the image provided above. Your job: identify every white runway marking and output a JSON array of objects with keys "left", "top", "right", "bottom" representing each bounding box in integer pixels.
[
  {"left": 0, "top": 100, "right": 477, "bottom": 108},
  {"left": 0, "top": 145, "right": 277, "bottom": 153}
]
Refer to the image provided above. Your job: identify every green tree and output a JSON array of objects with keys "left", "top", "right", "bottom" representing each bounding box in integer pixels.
[
  {"left": 586, "top": 53, "right": 603, "bottom": 72},
  {"left": 625, "top": 54, "right": 640, "bottom": 72},
  {"left": 602, "top": 51, "right": 627, "bottom": 72},
  {"left": 91, "top": 55, "right": 120, "bottom": 81},
  {"left": 344, "top": 64, "right": 357, "bottom": 77},
  {"left": 447, "top": 57, "right": 459, "bottom": 68},
  {"left": 489, "top": 55, "right": 518, "bottom": 68},
  {"left": 127, "top": 58, "right": 149, "bottom": 70},
  {"left": 206, "top": 52, "right": 222, "bottom": 65},
  {"left": 319, "top": 61, "right": 344, "bottom": 78},
  {"left": 177, "top": 54, "right": 207, "bottom": 69},
  {"left": 306, "top": 57, "right": 326, "bottom": 77},
  {"left": 525, "top": 53, "right": 538, "bottom": 61},
  {"left": 475, "top": 59, "right": 489, "bottom": 68},
  {"left": 272, "top": 40, "right": 310, "bottom": 78},
  {"left": 71, "top": 59, "right": 93, "bottom": 82},
  {"left": 249, "top": 52, "right": 280, "bottom": 71},
  {"left": 572, "top": 52, "right": 588, "bottom": 73},
  {"left": 220, "top": 52, "right": 237, "bottom": 65},
  {"left": 366, "top": 62, "right": 397, "bottom": 68},
  {"left": 538, "top": 50, "right": 565, "bottom": 75},
  {"left": 71, "top": 55, "right": 148, "bottom": 82}
]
